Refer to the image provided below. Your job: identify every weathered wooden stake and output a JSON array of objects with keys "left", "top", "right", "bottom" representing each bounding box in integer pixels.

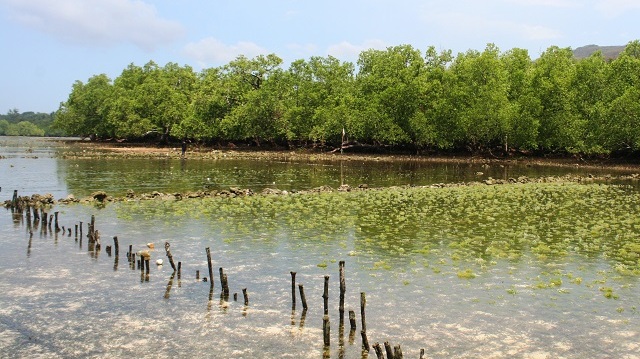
[
  {"left": 113, "top": 236, "right": 119, "bottom": 256},
  {"left": 384, "top": 342, "right": 393, "bottom": 359},
  {"left": 393, "top": 344, "right": 403, "bottom": 359},
  {"left": 339, "top": 261, "right": 346, "bottom": 317},
  {"left": 242, "top": 288, "right": 249, "bottom": 305},
  {"left": 361, "top": 330, "right": 370, "bottom": 352},
  {"left": 54, "top": 211, "right": 59, "bottom": 231},
  {"left": 298, "top": 284, "right": 308, "bottom": 310},
  {"left": 323, "top": 275, "right": 329, "bottom": 316},
  {"left": 420, "top": 348, "right": 425, "bottom": 359},
  {"left": 165, "top": 241, "right": 177, "bottom": 272},
  {"left": 360, "top": 292, "right": 367, "bottom": 333},
  {"left": 205, "top": 247, "right": 214, "bottom": 288},
  {"left": 196, "top": 270, "right": 200, "bottom": 280},
  {"left": 218, "top": 267, "right": 225, "bottom": 290},
  {"left": 323, "top": 315, "right": 331, "bottom": 347},
  {"left": 177, "top": 261, "right": 182, "bottom": 278},
  {"left": 373, "top": 342, "right": 384, "bottom": 359},
  {"left": 222, "top": 273, "right": 229, "bottom": 299},
  {"left": 290, "top": 271, "right": 297, "bottom": 310},
  {"left": 349, "top": 310, "right": 356, "bottom": 330}
]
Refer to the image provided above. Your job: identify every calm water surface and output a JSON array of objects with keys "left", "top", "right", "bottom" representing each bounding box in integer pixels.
[{"left": 0, "top": 137, "right": 638, "bottom": 358}]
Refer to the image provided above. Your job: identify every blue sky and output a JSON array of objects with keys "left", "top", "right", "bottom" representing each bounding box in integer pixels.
[{"left": 1, "top": 0, "right": 638, "bottom": 113}]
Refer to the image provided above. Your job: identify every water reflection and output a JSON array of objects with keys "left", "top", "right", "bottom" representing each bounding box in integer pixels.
[{"left": 1, "top": 138, "right": 639, "bottom": 358}]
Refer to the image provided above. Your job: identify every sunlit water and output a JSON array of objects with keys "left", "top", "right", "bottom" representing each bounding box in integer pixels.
[{"left": 0, "top": 137, "right": 638, "bottom": 358}]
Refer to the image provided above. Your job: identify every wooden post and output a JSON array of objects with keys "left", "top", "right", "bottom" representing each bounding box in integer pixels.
[
  {"left": 373, "top": 343, "right": 384, "bottom": 359},
  {"left": 177, "top": 261, "right": 182, "bottom": 278},
  {"left": 349, "top": 310, "right": 356, "bottom": 330},
  {"left": 242, "top": 288, "right": 249, "bottom": 305},
  {"left": 196, "top": 270, "right": 200, "bottom": 280},
  {"left": 339, "top": 261, "right": 346, "bottom": 317},
  {"left": 79, "top": 221, "right": 83, "bottom": 241},
  {"left": 54, "top": 211, "right": 59, "bottom": 231},
  {"left": 323, "top": 275, "right": 329, "bottom": 316},
  {"left": 323, "top": 315, "right": 331, "bottom": 347},
  {"left": 384, "top": 342, "right": 393, "bottom": 359},
  {"left": 12, "top": 190, "right": 18, "bottom": 209},
  {"left": 222, "top": 274, "right": 229, "bottom": 299},
  {"left": 360, "top": 292, "right": 367, "bottom": 333},
  {"left": 361, "top": 330, "right": 370, "bottom": 352},
  {"left": 205, "top": 247, "right": 214, "bottom": 287},
  {"left": 298, "top": 284, "right": 308, "bottom": 310},
  {"left": 290, "top": 271, "right": 296, "bottom": 310},
  {"left": 393, "top": 344, "right": 403, "bottom": 359},
  {"left": 420, "top": 348, "right": 425, "bottom": 359},
  {"left": 165, "top": 241, "right": 177, "bottom": 272},
  {"left": 113, "top": 236, "right": 119, "bottom": 256},
  {"left": 218, "top": 267, "right": 225, "bottom": 290}
]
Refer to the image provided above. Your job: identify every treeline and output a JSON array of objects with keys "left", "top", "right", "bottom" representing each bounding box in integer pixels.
[
  {"left": 54, "top": 41, "right": 640, "bottom": 154},
  {"left": 0, "top": 110, "right": 59, "bottom": 137}
]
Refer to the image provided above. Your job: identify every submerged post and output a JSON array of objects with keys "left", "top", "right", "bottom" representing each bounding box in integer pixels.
[
  {"left": 165, "top": 241, "right": 177, "bottom": 272},
  {"left": 348, "top": 310, "right": 356, "bottom": 330},
  {"left": 290, "top": 271, "right": 296, "bottom": 310},
  {"left": 113, "top": 236, "right": 119, "bottom": 256},
  {"left": 323, "top": 275, "right": 329, "bottom": 316},
  {"left": 360, "top": 292, "right": 367, "bottom": 333},
  {"left": 339, "top": 261, "right": 346, "bottom": 317},
  {"left": 242, "top": 288, "right": 249, "bottom": 306},
  {"left": 205, "top": 247, "right": 214, "bottom": 287},
  {"left": 323, "top": 315, "right": 331, "bottom": 347},
  {"left": 298, "top": 284, "right": 308, "bottom": 310}
]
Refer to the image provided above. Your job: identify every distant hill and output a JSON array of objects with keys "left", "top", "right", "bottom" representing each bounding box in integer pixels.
[{"left": 573, "top": 44, "right": 625, "bottom": 59}]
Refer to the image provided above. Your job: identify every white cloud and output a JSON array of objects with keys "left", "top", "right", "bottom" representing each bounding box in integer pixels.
[
  {"left": 183, "top": 37, "right": 269, "bottom": 66},
  {"left": 2, "top": 0, "right": 184, "bottom": 51},
  {"left": 594, "top": 0, "right": 640, "bottom": 17},
  {"left": 326, "top": 40, "right": 388, "bottom": 60}
]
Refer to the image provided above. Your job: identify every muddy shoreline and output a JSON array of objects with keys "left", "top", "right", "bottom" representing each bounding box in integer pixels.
[{"left": 60, "top": 140, "right": 640, "bottom": 172}]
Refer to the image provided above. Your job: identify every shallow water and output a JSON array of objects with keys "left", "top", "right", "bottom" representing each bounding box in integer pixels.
[{"left": 0, "top": 137, "right": 638, "bottom": 358}]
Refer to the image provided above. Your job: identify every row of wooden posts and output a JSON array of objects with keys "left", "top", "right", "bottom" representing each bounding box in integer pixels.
[{"left": 7, "top": 190, "right": 428, "bottom": 359}]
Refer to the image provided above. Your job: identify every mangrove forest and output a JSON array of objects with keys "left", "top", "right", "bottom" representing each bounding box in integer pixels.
[{"left": 53, "top": 41, "right": 640, "bottom": 155}]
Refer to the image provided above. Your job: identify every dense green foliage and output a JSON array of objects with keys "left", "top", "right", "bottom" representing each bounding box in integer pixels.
[
  {"left": 54, "top": 41, "right": 640, "bottom": 154},
  {"left": 0, "top": 109, "right": 58, "bottom": 136}
]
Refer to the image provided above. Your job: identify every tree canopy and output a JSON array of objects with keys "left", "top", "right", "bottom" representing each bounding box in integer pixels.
[{"left": 53, "top": 40, "right": 640, "bottom": 155}]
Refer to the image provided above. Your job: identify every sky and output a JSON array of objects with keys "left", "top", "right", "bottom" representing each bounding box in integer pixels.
[{"left": 1, "top": 0, "right": 639, "bottom": 114}]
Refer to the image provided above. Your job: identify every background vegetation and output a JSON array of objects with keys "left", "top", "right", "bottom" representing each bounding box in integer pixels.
[
  {"left": 52, "top": 41, "right": 640, "bottom": 155},
  {"left": 0, "top": 109, "right": 60, "bottom": 137}
]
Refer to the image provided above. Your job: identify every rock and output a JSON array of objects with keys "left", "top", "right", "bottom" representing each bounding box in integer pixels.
[
  {"left": 338, "top": 184, "right": 352, "bottom": 192},
  {"left": 92, "top": 191, "right": 108, "bottom": 201}
]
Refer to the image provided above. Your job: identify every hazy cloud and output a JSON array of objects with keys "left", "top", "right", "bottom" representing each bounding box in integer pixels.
[
  {"left": 183, "top": 37, "right": 269, "bottom": 66},
  {"left": 2, "top": 0, "right": 184, "bottom": 51}
]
